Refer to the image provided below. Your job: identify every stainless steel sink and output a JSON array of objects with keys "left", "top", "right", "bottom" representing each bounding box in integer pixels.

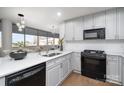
[{"left": 42, "top": 53, "right": 62, "bottom": 57}]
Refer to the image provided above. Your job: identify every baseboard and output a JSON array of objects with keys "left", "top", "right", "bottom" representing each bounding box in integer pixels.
[
  {"left": 73, "top": 70, "right": 81, "bottom": 74},
  {"left": 106, "top": 79, "right": 122, "bottom": 85},
  {"left": 58, "top": 71, "right": 73, "bottom": 86}
]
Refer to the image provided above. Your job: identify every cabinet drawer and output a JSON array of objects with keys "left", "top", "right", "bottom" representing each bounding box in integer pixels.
[
  {"left": 46, "top": 57, "right": 65, "bottom": 70},
  {"left": 46, "top": 60, "right": 56, "bottom": 68}
]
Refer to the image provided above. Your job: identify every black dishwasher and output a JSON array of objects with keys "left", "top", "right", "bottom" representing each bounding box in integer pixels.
[{"left": 5, "top": 62, "right": 46, "bottom": 86}]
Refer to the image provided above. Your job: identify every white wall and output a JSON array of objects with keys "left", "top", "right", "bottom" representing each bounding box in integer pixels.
[{"left": 64, "top": 40, "right": 124, "bottom": 54}]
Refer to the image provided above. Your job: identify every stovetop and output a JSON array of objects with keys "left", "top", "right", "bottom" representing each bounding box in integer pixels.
[{"left": 81, "top": 50, "right": 106, "bottom": 59}]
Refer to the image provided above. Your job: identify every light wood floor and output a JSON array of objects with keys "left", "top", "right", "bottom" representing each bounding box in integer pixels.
[{"left": 61, "top": 72, "right": 118, "bottom": 86}]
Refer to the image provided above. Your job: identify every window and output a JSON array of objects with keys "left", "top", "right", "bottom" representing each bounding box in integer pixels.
[
  {"left": 0, "top": 32, "right": 1, "bottom": 47},
  {"left": 12, "top": 33, "right": 24, "bottom": 47},
  {"left": 48, "top": 37, "right": 54, "bottom": 45},
  {"left": 12, "top": 24, "right": 59, "bottom": 48},
  {"left": 54, "top": 38, "right": 59, "bottom": 45},
  {"left": 25, "top": 35, "right": 37, "bottom": 46},
  {"left": 39, "top": 36, "right": 47, "bottom": 46}
]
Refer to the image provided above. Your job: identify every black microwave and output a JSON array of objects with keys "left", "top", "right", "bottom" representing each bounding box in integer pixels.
[{"left": 83, "top": 28, "right": 105, "bottom": 40}]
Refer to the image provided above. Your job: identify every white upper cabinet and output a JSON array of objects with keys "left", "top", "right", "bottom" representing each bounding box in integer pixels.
[
  {"left": 93, "top": 11, "right": 106, "bottom": 28},
  {"left": 106, "top": 8, "right": 117, "bottom": 39},
  {"left": 73, "top": 17, "right": 84, "bottom": 40},
  {"left": 61, "top": 8, "right": 124, "bottom": 41},
  {"left": 65, "top": 20, "right": 74, "bottom": 41},
  {"left": 84, "top": 14, "right": 94, "bottom": 30},
  {"left": 59, "top": 23, "right": 65, "bottom": 39},
  {"left": 117, "top": 7, "right": 124, "bottom": 39}
]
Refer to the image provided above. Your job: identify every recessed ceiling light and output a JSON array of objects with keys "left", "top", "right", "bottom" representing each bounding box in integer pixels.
[{"left": 57, "top": 12, "right": 62, "bottom": 17}]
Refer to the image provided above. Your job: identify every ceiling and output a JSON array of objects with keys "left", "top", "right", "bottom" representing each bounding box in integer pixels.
[{"left": 0, "top": 7, "right": 112, "bottom": 32}]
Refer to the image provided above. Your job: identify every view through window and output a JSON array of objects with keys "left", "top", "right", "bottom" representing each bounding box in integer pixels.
[
  {"left": 25, "top": 35, "right": 37, "bottom": 46},
  {"left": 12, "top": 29, "right": 59, "bottom": 48},
  {"left": 48, "top": 37, "right": 54, "bottom": 45},
  {"left": 12, "top": 33, "right": 24, "bottom": 47},
  {"left": 39, "top": 36, "right": 47, "bottom": 46},
  {"left": 54, "top": 38, "right": 59, "bottom": 45}
]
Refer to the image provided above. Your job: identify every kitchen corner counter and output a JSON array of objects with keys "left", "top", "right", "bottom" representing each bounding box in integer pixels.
[
  {"left": 105, "top": 51, "right": 124, "bottom": 58},
  {"left": 0, "top": 51, "right": 73, "bottom": 78}
]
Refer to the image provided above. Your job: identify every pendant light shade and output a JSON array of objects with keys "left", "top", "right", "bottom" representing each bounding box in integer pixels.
[{"left": 16, "top": 14, "right": 25, "bottom": 32}]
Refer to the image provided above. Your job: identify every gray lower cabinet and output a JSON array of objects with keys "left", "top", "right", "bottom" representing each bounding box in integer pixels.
[
  {"left": 46, "top": 54, "right": 72, "bottom": 86},
  {"left": 106, "top": 55, "right": 122, "bottom": 84}
]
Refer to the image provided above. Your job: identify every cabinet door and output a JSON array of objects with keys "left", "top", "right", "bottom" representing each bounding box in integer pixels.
[
  {"left": 59, "top": 22, "right": 65, "bottom": 39},
  {"left": 62, "top": 60, "right": 69, "bottom": 79},
  {"left": 106, "top": 8, "right": 117, "bottom": 39},
  {"left": 73, "top": 17, "right": 84, "bottom": 40},
  {"left": 84, "top": 14, "right": 94, "bottom": 30},
  {"left": 72, "top": 52, "right": 81, "bottom": 72},
  {"left": 46, "top": 64, "right": 61, "bottom": 86},
  {"left": 65, "top": 20, "right": 74, "bottom": 41},
  {"left": 107, "top": 60, "right": 118, "bottom": 81},
  {"left": 93, "top": 11, "right": 106, "bottom": 28},
  {"left": 117, "top": 7, "right": 124, "bottom": 39},
  {"left": 118, "top": 56, "right": 122, "bottom": 82},
  {"left": 68, "top": 57, "right": 72, "bottom": 74},
  {"left": 107, "top": 55, "right": 121, "bottom": 82},
  {"left": 0, "top": 77, "right": 5, "bottom": 86},
  {"left": 122, "top": 57, "right": 124, "bottom": 85}
]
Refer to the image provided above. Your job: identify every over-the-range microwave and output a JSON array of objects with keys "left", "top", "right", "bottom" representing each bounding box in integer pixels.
[{"left": 83, "top": 28, "right": 105, "bottom": 40}]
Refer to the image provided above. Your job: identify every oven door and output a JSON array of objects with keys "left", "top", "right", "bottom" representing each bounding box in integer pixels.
[{"left": 81, "top": 56, "right": 106, "bottom": 81}]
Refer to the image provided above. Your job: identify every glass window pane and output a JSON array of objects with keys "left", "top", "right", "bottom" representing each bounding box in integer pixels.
[
  {"left": 12, "top": 33, "right": 24, "bottom": 47},
  {"left": 55, "top": 38, "right": 59, "bottom": 45},
  {"left": 0, "top": 32, "right": 1, "bottom": 47},
  {"left": 39, "top": 36, "right": 47, "bottom": 46},
  {"left": 25, "top": 35, "right": 37, "bottom": 46},
  {"left": 48, "top": 37, "right": 54, "bottom": 45}
]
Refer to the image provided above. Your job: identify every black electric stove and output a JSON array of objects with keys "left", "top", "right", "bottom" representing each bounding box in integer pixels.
[{"left": 81, "top": 50, "right": 106, "bottom": 81}]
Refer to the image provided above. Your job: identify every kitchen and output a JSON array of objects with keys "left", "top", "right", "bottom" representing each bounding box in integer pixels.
[{"left": 0, "top": 7, "right": 124, "bottom": 86}]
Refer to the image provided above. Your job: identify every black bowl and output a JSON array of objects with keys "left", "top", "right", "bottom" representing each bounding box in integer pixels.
[{"left": 9, "top": 51, "right": 27, "bottom": 60}]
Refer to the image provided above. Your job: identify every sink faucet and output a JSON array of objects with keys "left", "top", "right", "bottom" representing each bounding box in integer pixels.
[
  {"left": 46, "top": 46, "right": 50, "bottom": 55},
  {"left": 37, "top": 46, "right": 43, "bottom": 55}
]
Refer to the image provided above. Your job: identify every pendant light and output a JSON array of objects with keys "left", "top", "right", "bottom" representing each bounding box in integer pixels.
[{"left": 16, "top": 14, "right": 25, "bottom": 32}]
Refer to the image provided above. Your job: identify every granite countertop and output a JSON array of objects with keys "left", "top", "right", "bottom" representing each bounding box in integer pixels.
[{"left": 0, "top": 51, "right": 72, "bottom": 78}]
